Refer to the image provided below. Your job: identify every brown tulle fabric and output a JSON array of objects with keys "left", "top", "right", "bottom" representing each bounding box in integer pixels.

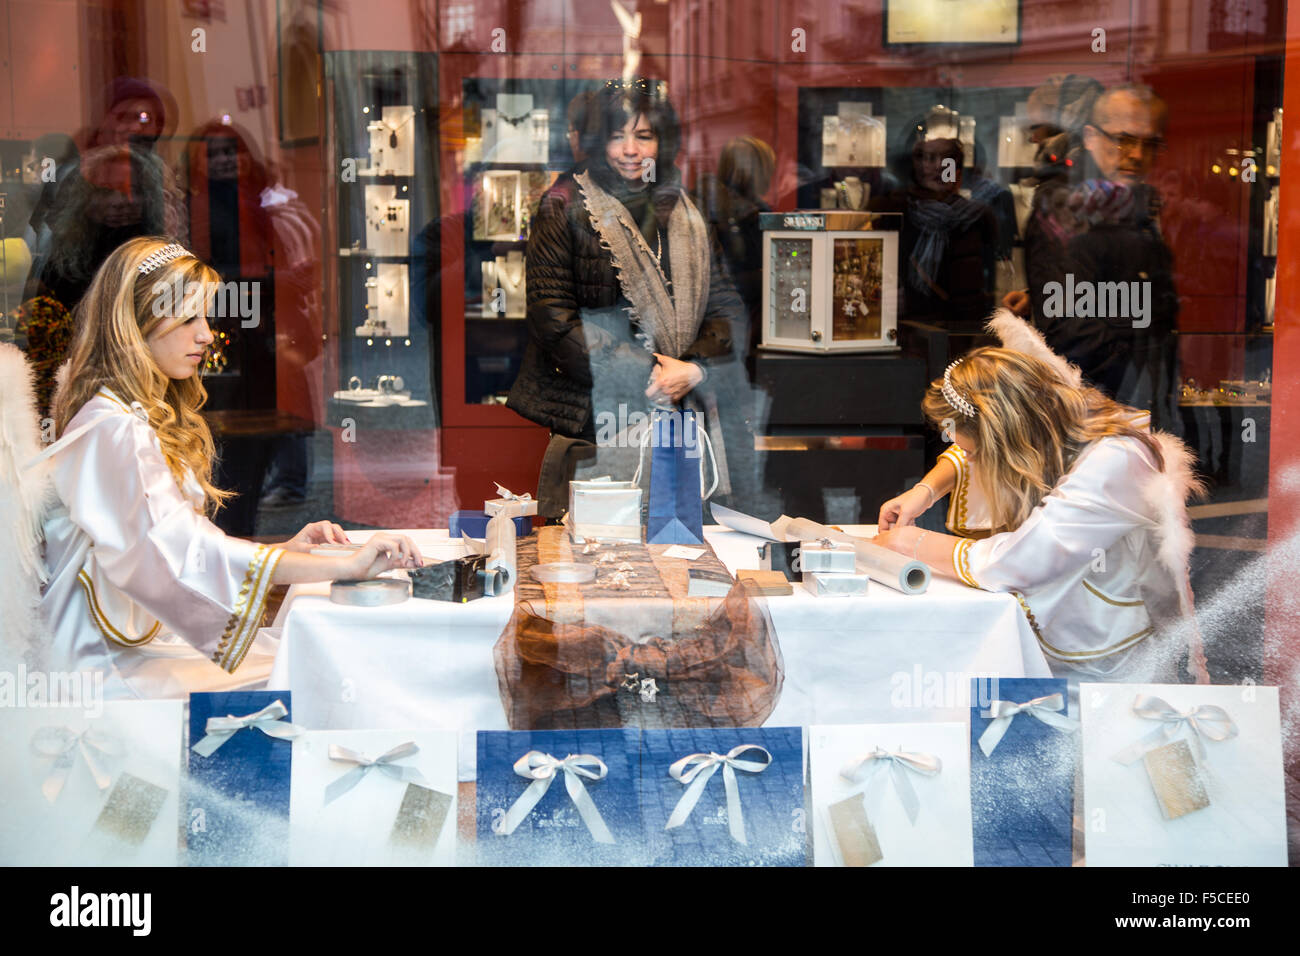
[{"left": 493, "top": 533, "right": 784, "bottom": 730}]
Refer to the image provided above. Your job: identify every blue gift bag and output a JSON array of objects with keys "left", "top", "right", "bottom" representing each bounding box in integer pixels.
[
  {"left": 636, "top": 407, "right": 716, "bottom": 545},
  {"left": 187, "top": 691, "right": 297, "bottom": 866},
  {"left": 969, "top": 678, "right": 1077, "bottom": 867}
]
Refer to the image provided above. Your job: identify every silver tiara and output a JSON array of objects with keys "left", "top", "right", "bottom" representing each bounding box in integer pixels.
[
  {"left": 137, "top": 243, "right": 193, "bottom": 276},
  {"left": 943, "top": 359, "right": 977, "bottom": 418}
]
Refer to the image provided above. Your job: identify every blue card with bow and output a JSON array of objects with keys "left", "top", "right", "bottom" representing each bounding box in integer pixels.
[
  {"left": 187, "top": 691, "right": 298, "bottom": 866},
  {"left": 639, "top": 726, "right": 806, "bottom": 867},
  {"left": 475, "top": 728, "right": 644, "bottom": 866},
  {"left": 969, "top": 678, "right": 1076, "bottom": 866}
]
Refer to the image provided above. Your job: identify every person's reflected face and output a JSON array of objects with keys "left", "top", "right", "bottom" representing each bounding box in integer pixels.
[
  {"left": 208, "top": 139, "right": 240, "bottom": 181},
  {"left": 104, "top": 97, "right": 161, "bottom": 146},
  {"left": 1084, "top": 93, "right": 1165, "bottom": 185},
  {"left": 915, "top": 140, "right": 960, "bottom": 195},
  {"left": 606, "top": 113, "right": 658, "bottom": 185}
]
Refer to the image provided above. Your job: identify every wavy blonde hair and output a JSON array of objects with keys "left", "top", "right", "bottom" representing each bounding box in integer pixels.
[
  {"left": 922, "top": 347, "right": 1175, "bottom": 533},
  {"left": 54, "top": 236, "right": 231, "bottom": 513}
]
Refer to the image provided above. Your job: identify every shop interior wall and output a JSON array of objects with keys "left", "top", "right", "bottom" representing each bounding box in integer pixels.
[{"left": 0, "top": 0, "right": 1284, "bottom": 518}]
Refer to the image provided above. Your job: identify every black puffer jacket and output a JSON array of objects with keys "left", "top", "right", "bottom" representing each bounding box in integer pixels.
[{"left": 506, "top": 163, "right": 742, "bottom": 437}]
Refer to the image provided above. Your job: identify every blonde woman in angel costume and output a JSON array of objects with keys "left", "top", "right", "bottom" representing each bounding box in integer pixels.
[
  {"left": 9, "top": 236, "right": 423, "bottom": 699},
  {"left": 874, "top": 310, "right": 1207, "bottom": 683}
]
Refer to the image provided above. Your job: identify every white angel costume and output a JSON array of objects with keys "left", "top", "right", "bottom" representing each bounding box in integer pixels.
[
  {"left": 939, "top": 311, "right": 1205, "bottom": 682},
  {"left": 35, "top": 387, "right": 283, "bottom": 699}
]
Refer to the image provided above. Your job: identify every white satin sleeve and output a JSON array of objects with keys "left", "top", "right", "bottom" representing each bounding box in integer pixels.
[
  {"left": 951, "top": 437, "right": 1157, "bottom": 592},
  {"left": 51, "top": 412, "right": 284, "bottom": 673}
]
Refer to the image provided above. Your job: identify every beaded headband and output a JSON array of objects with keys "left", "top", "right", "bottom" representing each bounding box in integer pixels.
[
  {"left": 943, "top": 359, "right": 977, "bottom": 419},
  {"left": 137, "top": 243, "right": 193, "bottom": 277}
]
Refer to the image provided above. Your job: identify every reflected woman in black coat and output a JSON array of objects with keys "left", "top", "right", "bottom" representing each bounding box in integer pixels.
[{"left": 507, "top": 79, "right": 752, "bottom": 510}]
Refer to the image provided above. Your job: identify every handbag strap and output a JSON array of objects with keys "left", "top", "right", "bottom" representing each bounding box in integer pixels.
[{"left": 631, "top": 410, "right": 719, "bottom": 501}]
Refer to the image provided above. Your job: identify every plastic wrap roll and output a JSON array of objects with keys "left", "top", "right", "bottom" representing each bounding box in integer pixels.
[
  {"left": 329, "top": 577, "right": 411, "bottom": 606},
  {"left": 781, "top": 517, "right": 930, "bottom": 595}
]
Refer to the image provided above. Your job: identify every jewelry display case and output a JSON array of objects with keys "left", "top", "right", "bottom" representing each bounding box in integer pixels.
[
  {"left": 325, "top": 52, "right": 439, "bottom": 429},
  {"left": 759, "top": 210, "right": 901, "bottom": 354}
]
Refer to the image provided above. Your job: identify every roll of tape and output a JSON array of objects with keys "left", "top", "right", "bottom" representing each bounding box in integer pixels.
[{"left": 330, "top": 577, "right": 411, "bottom": 606}]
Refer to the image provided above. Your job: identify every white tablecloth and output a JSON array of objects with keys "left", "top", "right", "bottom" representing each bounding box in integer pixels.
[{"left": 268, "top": 528, "right": 1051, "bottom": 777}]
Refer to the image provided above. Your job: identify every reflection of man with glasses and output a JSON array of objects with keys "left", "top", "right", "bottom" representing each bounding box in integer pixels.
[{"left": 1023, "top": 84, "right": 1181, "bottom": 433}]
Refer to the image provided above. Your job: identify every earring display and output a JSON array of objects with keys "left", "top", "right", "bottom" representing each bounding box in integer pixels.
[
  {"left": 356, "top": 262, "right": 410, "bottom": 337},
  {"left": 959, "top": 116, "right": 976, "bottom": 168},
  {"left": 822, "top": 102, "right": 886, "bottom": 168},
  {"left": 365, "top": 184, "right": 410, "bottom": 257},
  {"left": 998, "top": 105, "right": 1038, "bottom": 168},
  {"left": 1264, "top": 185, "right": 1279, "bottom": 257},
  {"left": 1266, "top": 108, "right": 1282, "bottom": 174},
  {"left": 480, "top": 93, "right": 550, "bottom": 164},
  {"left": 366, "top": 105, "right": 416, "bottom": 176},
  {"left": 494, "top": 251, "right": 526, "bottom": 318},
  {"left": 831, "top": 237, "right": 884, "bottom": 341},
  {"left": 481, "top": 258, "right": 498, "bottom": 317}
]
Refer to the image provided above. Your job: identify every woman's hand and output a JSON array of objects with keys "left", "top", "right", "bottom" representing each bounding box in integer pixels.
[
  {"left": 1000, "top": 289, "right": 1031, "bottom": 317},
  {"left": 334, "top": 533, "right": 424, "bottom": 580},
  {"left": 281, "top": 520, "right": 351, "bottom": 553},
  {"left": 646, "top": 354, "right": 704, "bottom": 404},
  {"left": 877, "top": 485, "right": 934, "bottom": 532},
  {"left": 873, "top": 525, "right": 920, "bottom": 556}
]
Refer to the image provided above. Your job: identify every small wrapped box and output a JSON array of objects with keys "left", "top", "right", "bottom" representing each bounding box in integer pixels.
[
  {"left": 568, "top": 478, "right": 642, "bottom": 544},
  {"left": 798, "top": 538, "right": 856, "bottom": 573},
  {"left": 485, "top": 484, "right": 539, "bottom": 518},
  {"left": 803, "top": 571, "right": 868, "bottom": 597}
]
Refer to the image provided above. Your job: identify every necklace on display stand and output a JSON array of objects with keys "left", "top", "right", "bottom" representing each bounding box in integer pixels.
[
  {"left": 375, "top": 110, "right": 415, "bottom": 148},
  {"left": 499, "top": 255, "right": 525, "bottom": 289}
]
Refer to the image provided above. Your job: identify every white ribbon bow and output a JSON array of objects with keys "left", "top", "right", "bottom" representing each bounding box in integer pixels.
[
  {"left": 191, "top": 699, "right": 305, "bottom": 757},
  {"left": 665, "top": 745, "right": 772, "bottom": 845},
  {"left": 323, "top": 741, "right": 432, "bottom": 805},
  {"left": 1112, "top": 695, "right": 1238, "bottom": 765},
  {"left": 31, "top": 726, "right": 124, "bottom": 803},
  {"left": 978, "top": 694, "right": 1080, "bottom": 757},
  {"left": 839, "top": 748, "right": 942, "bottom": 826},
  {"left": 500, "top": 752, "right": 616, "bottom": 844},
  {"left": 494, "top": 483, "right": 532, "bottom": 502}
]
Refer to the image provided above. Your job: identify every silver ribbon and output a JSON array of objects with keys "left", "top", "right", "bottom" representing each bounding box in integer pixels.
[
  {"left": 500, "top": 752, "right": 616, "bottom": 844},
  {"left": 665, "top": 745, "right": 772, "bottom": 845},
  {"left": 493, "top": 483, "right": 533, "bottom": 503},
  {"left": 190, "top": 699, "right": 305, "bottom": 757},
  {"left": 978, "top": 693, "right": 1080, "bottom": 757},
  {"left": 323, "top": 741, "right": 432, "bottom": 805},
  {"left": 1112, "top": 695, "right": 1238, "bottom": 765},
  {"left": 839, "top": 748, "right": 942, "bottom": 826},
  {"left": 31, "top": 726, "right": 124, "bottom": 803}
]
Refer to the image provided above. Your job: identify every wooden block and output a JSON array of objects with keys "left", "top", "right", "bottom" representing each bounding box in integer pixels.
[
  {"left": 827, "top": 795, "right": 884, "bottom": 866},
  {"left": 737, "top": 569, "right": 795, "bottom": 596},
  {"left": 1142, "top": 740, "right": 1210, "bottom": 820}
]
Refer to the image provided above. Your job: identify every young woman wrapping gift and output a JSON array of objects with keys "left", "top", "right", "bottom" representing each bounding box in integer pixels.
[
  {"left": 24, "top": 236, "right": 423, "bottom": 699},
  {"left": 874, "top": 311, "right": 1206, "bottom": 683}
]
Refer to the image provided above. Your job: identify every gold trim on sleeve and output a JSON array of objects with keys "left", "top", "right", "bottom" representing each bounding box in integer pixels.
[
  {"left": 77, "top": 569, "right": 162, "bottom": 647},
  {"left": 952, "top": 538, "right": 979, "bottom": 589},
  {"left": 213, "top": 544, "right": 282, "bottom": 673}
]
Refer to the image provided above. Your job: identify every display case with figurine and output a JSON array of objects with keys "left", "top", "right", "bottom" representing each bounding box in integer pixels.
[{"left": 759, "top": 210, "right": 901, "bottom": 354}]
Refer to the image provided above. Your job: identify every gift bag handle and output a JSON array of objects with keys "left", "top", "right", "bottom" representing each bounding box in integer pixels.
[{"left": 633, "top": 410, "right": 719, "bottom": 500}]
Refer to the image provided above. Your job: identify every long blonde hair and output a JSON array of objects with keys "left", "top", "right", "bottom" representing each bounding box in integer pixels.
[
  {"left": 54, "top": 236, "right": 231, "bottom": 513},
  {"left": 922, "top": 347, "right": 1173, "bottom": 532}
]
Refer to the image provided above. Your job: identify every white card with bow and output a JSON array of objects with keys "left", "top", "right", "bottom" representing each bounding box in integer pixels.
[
  {"left": 289, "top": 729, "right": 459, "bottom": 866},
  {"left": 809, "top": 722, "right": 972, "bottom": 867},
  {"left": 0, "top": 699, "right": 182, "bottom": 865},
  {"left": 1080, "top": 682, "right": 1286, "bottom": 866}
]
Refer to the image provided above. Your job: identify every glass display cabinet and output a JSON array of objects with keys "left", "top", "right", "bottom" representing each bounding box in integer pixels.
[
  {"left": 759, "top": 210, "right": 901, "bottom": 353},
  {"left": 325, "top": 51, "right": 439, "bottom": 431}
]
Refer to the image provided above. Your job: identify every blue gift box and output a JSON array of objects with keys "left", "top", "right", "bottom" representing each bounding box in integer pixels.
[
  {"left": 969, "top": 678, "right": 1076, "bottom": 867},
  {"left": 450, "top": 510, "right": 532, "bottom": 538},
  {"left": 187, "top": 691, "right": 296, "bottom": 866},
  {"left": 640, "top": 726, "right": 806, "bottom": 867},
  {"left": 476, "top": 728, "right": 644, "bottom": 866}
]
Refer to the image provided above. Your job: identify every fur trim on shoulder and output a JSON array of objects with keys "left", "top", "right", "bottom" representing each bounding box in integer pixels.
[
  {"left": 985, "top": 308, "right": 1084, "bottom": 389},
  {"left": 0, "top": 343, "right": 54, "bottom": 670}
]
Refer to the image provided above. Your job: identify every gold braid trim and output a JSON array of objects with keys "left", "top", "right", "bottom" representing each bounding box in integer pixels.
[
  {"left": 212, "top": 544, "right": 280, "bottom": 672},
  {"left": 77, "top": 570, "right": 162, "bottom": 647},
  {"left": 1013, "top": 590, "right": 1154, "bottom": 662},
  {"left": 952, "top": 538, "right": 979, "bottom": 589}
]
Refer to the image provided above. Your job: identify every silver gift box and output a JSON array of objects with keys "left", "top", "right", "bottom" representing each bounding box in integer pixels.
[
  {"left": 568, "top": 478, "right": 642, "bottom": 544},
  {"left": 802, "top": 571, "right": 869, "bottom": 597},
  {"left": 797, "top": 538, "right": 857, "bottom": 573}
]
